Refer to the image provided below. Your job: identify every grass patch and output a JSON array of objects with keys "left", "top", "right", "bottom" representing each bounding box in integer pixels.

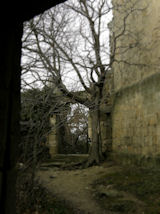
[
  {"left": 107, "top": 200, "right": 137, "bottom": 213},
  {"left": 39, "top": 195, "right": 74, "bottom": 214},
  {"left": 16, "top": 170, "right": 74, "bottom": 214},
  {"left": 45, "top": 154, "right": 88, "bottom": 164},
  {"left": 94, "top": 166, "right": 160, "bottom": 214}
]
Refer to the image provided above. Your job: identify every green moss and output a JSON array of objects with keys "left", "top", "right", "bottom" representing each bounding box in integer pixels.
[
  {"left": 107, "top": 200, "right": 137, "bottom": 213},
  {"left": 94, "top": 166, "right": 160, "bottom": 214},
  {"left": 42, "top": 198, "right": 73, "bottom": 214},
  {"left": 43, "top": 154, "right": 88, "bottom": 165},
  {"left": 111, "top": 152, "right": 160, "bottom": 168},
  {"left": 16, "top": 171, "right": 74, "bottom": 214}
]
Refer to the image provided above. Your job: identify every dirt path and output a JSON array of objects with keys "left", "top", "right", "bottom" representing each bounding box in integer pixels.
[
  {"left": 36, "top": 156, "right": 160, "bottom": 214},
  {"left": 36, "top": 162, "right": 119, "bottom": 214}
]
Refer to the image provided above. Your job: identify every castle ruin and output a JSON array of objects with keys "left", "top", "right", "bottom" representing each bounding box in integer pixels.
[{"left": 110, "top": 0, "right": 160, "bottom": 164}]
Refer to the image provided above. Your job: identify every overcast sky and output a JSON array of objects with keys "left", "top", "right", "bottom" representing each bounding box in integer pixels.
[{"left": 21, "top": 0, "right": 113, "bottom": 91}]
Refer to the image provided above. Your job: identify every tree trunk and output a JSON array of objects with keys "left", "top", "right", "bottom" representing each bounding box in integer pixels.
[
  {"left": 86, "top": 127, "right": 89, "bottom": 153},
  {"left": 86, "top": 103, "right": 104, "bottom": 166}
]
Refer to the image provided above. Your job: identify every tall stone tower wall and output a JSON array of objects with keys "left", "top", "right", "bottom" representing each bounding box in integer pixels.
[{"left": 111, "top": 0, "right": 160, "bottom": 163}]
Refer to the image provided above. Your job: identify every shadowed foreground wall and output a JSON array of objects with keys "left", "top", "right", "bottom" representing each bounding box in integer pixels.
[
  {"left": 0, "top": 1, "right": 65, "bottom": 214},
  {"left": 111, "top": 0, "right": 160, "bottom": 163}
]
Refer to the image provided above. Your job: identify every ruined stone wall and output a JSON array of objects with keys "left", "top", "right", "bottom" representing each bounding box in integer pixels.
[
  {"left": 112, "top": 0, "right": 160, "bottom": 91},
  {"left": 47, "top": 104, "right": 70, "bottom": 157},
  {"left": 112, "top": 73, "right": 160, "bottom": 159},
  {"left": 47, "top": 115, "right": 58, "bottom": 158},
  {"left": 111, "top": 0, "right": 160, "bottom": 162}
]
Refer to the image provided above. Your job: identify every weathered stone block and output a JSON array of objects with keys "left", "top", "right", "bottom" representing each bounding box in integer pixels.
[{"left": 149, "top": 116, "right": 157, "bottom": 126}]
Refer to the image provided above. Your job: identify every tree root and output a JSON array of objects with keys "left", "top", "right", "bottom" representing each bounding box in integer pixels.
[
  {"left": 85, "top": 157, "right": 100, "bottom": 168},
  {"left": 61, "top": 160, "right": 86, "bottom": 170},
  {"left": 85, "top": 153, "right": 106, "bottom": 168}
]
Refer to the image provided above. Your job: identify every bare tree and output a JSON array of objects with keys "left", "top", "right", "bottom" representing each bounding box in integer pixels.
[
  {"left": 66, "top": 103, "right": 89, "bottom": 153},
  {"left": 21, "top": 0, "right": 145, "bottom": 165},
  {"left": 20, "top": 86, "right": 68, "bottom": 166}
]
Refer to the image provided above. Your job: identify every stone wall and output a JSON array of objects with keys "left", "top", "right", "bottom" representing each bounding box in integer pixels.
[
  {"left": 111, "top": 0, "right": 160, "bottom": 163},
  {"left": 112, "top": 0, "right": 160, "bottom": 92},
  {"left": 47, "top": 115, "right": 58, "bottom": 158},
  {"left": 47, "top": 103, "right": 70, "bottom": 157},
  {"left": 112, "top": 73, "right": 160, "bottom": 160}
]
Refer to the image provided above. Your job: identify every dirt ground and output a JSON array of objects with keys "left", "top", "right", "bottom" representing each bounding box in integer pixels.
[
  {"left": 36, "top": 162, "right": 117, "bottom": 214},
  {"left": 36, "top": 156, "right": 160, "bottom": 214}
]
